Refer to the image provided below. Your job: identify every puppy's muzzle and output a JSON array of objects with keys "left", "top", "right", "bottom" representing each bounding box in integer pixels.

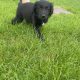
[
  {"left": 41, "top": 14, "right": 48, "bottom": 23},
  {"left": 42, "top": 14, "right": 46, "bottom": 19}
]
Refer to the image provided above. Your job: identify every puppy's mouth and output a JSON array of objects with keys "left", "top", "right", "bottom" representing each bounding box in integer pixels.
[
  {"left": 42, "top": 18, "right": 48, "bottom": 23},
  {"left": 37, "top": 15, "right": 48, "bottom": 23},
  {"left": 41, "top": 15, "right": 48, "bottom": 23}
]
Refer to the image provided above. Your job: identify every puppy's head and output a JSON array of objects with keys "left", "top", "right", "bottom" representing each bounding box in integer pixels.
[{"left": 34, "top": 1, "right": 53, "bottom": 23}]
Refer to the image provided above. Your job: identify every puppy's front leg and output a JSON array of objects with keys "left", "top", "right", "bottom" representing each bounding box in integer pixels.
[
  {"left": 35, "top": 27, "right": 44, "bottom": 41},
  {"left": 32, "top": 15, "right": 44, "bottom": 41},
  {"left": 33, "top": 25, "right": 44, "bottom": 41}
]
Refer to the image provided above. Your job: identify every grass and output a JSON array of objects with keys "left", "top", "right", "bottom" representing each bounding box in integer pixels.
[{"left": 0, "top": 0, "right": 80, "bottom": 80}]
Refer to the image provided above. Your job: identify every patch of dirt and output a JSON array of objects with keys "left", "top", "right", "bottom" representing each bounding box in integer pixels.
[{"left": 54, "top": 7, "right": 72, "bottom": 14}]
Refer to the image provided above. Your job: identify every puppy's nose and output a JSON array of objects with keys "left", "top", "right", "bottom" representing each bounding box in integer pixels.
[{"left": 42, "top": 15, "right": 46, "bottom": 18}]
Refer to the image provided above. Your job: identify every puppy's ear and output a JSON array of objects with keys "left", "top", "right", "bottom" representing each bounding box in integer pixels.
[
  {"left": 33, "top": 2, "right": 38, "bottom": 14},
  {"left": 49, "top": 3, "right": 53, "bottom": 16}
]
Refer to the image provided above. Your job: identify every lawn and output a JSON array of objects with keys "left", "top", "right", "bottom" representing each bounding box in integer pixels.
[{"left": 0, "top": 0, "right": 80, "bottom": 80}]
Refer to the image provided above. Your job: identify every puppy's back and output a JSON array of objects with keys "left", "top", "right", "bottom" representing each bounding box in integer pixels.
[{"left": 18, "top": 2, "right": 34, "bottom": 23}]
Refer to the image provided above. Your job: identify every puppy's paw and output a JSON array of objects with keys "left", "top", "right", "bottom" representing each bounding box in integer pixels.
[
  {"left": 11, "top": 18, "right": 17, "bottom": 25},
  {"left": 12, "top": 19, "right": 15, "bottom": 25},
  {"left": 40, "top": 35, "right": 45, "bottom": 41}
]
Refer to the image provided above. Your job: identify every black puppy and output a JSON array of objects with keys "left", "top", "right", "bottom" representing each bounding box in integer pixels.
[{"left": 12, "top": 1, "right": 53, "bottom": 40}]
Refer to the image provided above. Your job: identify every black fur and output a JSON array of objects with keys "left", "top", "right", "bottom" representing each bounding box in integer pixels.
[{"left": 12, "top": 1, "right": 53, "bottom": 40}]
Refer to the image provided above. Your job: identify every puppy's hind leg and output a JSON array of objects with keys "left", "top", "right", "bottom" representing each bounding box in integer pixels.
[
  {"left": 12, "top": 16, "right": 23, "bottom": 25},
  {"left": 12, "top": 8, "right": 23, "bottom": 25},
  {"left": 12, "top": 17, "right": 23, "bottom": 25}
]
